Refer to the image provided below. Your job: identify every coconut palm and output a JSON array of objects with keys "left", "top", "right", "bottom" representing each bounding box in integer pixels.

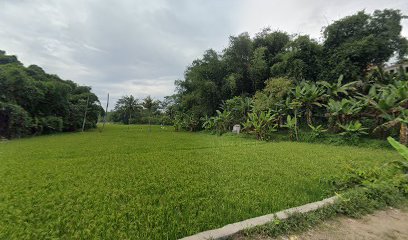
[
  {"left": 114, "top": 95, "right": 140, "bottom": 125},
  {"left": 142, "top": 95, "right": 160, "bottom": 130}
]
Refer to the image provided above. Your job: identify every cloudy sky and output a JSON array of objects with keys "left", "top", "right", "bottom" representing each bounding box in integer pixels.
[{"left": 1, "top": 0, "right": 407, "bottom": 104}]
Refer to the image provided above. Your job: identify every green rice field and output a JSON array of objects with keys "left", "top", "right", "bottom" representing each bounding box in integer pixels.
[{"left": 0, "top": 125, "right": 398, "bottom": 239}]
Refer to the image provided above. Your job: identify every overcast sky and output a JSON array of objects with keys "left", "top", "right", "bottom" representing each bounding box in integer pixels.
[{"left": 1, "top": 0, "right": 407, "bottom": 105}]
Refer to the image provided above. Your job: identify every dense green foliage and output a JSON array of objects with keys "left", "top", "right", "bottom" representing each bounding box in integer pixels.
[
  {"left": 0, "top": 124, "right": 398, "bottom": 239},
  {"left": 322, "top": 9, "right": 408, "bottom": 81},
  {"left": 0, "top": 50, "right": 102, "bottom": 138},
  {"left": 169, "top": 9, "right": 408, "bottom": 145}
]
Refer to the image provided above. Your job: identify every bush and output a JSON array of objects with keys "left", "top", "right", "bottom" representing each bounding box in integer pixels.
[
  {"left": 40, "top": 116, "right": 63, "bottom": 134},
  {"left": 173, "top": 113, "right": 201, "bottom": 132},
  {"left": 0, "top": 102, "right": 32, "bottom": 138},
  {"left": 221, "top": 96, "right": 252, "bottom": 124},
  {"left": 252, "top": 77, "right": 293, "bottom": 112}
]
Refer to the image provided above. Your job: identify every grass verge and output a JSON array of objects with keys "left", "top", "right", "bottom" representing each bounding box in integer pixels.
[{"left": 233, "top": 150, "right": 408, "bottom": 239}]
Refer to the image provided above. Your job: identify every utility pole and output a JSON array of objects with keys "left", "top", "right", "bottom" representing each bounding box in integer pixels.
[
  {"left": 81, "top": 95, "right": 90, "bottom": 132},
  {"left": 101, "top": 93, "right": 109, "bottom": 131}
]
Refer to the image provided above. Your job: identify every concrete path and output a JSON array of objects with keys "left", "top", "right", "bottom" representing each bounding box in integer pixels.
[
  {"left": 180, "top": 197, "right": 337, "bottom": 240},
  {"left": 234, "top": 207, "right": 408, "bottom": 240}
]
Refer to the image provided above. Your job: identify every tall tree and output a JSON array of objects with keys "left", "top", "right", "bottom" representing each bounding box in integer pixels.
[
  {"left": 113, "top": 95, "right": 140, "bottom": 125},
  {"left": 321, "top": 9, "right": 408, "bottom": 82},
  {"left": 271, "top": 35, "right": 323, "bottom": 82},
  {"left": 142, "top": 95, "right": 160, "bottom": 128},
  {"left": 253, "top": 29, "right": 290, "bottom": 66},
  {"left": 176, "top": 49, "right": 228, "bottom": 118},
  {"left": 0, "top": 50, "right": 102, "bottom": 138},
  {"left": 250, "top": 47, "right": 268, "bottom": 92},
  {"left": 224, "top": 32, "right": 253, "bottom": 95}
]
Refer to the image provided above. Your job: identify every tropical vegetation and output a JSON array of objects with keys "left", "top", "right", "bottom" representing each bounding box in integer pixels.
[
  {"left": 165, "top": 9, "right": 408, "bottom": 145},
  {"left": 0, "top": 50, "right": 102, "bottom": 138}
]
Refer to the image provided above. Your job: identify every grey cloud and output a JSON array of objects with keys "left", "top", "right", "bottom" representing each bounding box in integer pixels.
[{"left": 0, "top": 0, "right": 407, "bottom": 105}]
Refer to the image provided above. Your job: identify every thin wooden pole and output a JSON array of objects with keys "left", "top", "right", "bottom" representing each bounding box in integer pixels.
[
  {"left": 102, "top": 93, "right": 109, "bottom": 131},
  {"left": 81, "top": 95, "right": 90, "bottom": 132}
]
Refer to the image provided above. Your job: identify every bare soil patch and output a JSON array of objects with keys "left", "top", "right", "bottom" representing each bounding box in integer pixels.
[{"left": 237, "top": 207, "right": 408, "bottom": 240}]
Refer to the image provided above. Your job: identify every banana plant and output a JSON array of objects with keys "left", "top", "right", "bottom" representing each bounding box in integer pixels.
[
  {"left": 281, "top": 115, "right": 298, "bottom": 141},
  {"left": 377, "top": 109, "right": 408, "bottom": 146},
  {"left": 240, "top": 97, "right": 254, "bottom": 116},
  {"left": 324, "top": 98, "right": 364, "bottom": 131},
  {"left": 318, "top": 75, "right": 358, "bottom": 98},
  {"left": 273, "top": 98, "right": 292, "bottom": 126},
  {"left": 213, "top": 110, "right": 233, "bottom": 135},
  {"left": 365, "top": 80, "right": 408, "bottom": 145},
  {"left": 338, "top": 121, "right": 368, "bottom": 143},
  {"left": 173, "top": 114, "right": 184, "bottom": 132},
  {"left": 287, "top": 99, "right": 302, "bottom": 140},
  {"left": 292, "top": 81, "right": 326, "bottom": 126},
  {"left": 183, "top": 114, "right": 200, "bottom": 132},
  {"left": 201, "top": 115, "right": 216, "bottom": 131},
  {"left": 220, "top": 97, "right": 253, "bottom": 124},
  {"left": 387, "top": 137, "right": 408, "bottom": 173},
  {"left": 341, "top": 98, "right": 365, "bottom": 122},
  {"left": 388, "top": 137, "right": 408, "bottom": 161},
  {"left": 308, "top": 124, "right": 328, "bottom": 139},
  {"left": 243, "top": 110, "right": 277, "bottom": 140}
]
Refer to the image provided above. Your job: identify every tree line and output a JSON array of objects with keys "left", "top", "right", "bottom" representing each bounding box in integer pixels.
[
  {"left": 165, "top": 9, "right": 408, "bottom": 144},
  {"left": 0, "top": 50, "right": 103, "bottom": 139},
  {"left": 110, "top": 95, "right": 172, "bottom": 125}
]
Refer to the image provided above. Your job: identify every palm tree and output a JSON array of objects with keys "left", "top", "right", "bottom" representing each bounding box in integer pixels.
[
  {"left": 142, "top": 96, "right": 159, "bottom": 130},
  {"left": 115, "top": 95, "right": 140, "bottom": 125}
]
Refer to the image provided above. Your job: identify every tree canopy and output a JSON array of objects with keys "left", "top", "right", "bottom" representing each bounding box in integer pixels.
[
  {"left": 168, "top": 9, "right": 408, "bottom": 144},
  {"left": 0, "top": 51, "right": 102, "bottom": 138},
  {"left": 172, "top": 9, "right": 408, "bottom": 121}
]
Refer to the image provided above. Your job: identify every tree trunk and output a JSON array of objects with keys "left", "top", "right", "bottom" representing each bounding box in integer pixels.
[
  {"left": 306, "top": 106, "right": 313, "bottom": 126},
  {"left": 148, "top": 111, "right": 151, "bottom": 132},
  {"left": 101, "top": 93, "right": 109, "bottom": 132},
  {"left": 400, "top": 122, "right": 408, "bottom": 146},
  {"left": 81, "top": 96, "right": 90, "bottom": 132},
  {"left": 294, "top": 110, "right": 299, "bottom": 141}
]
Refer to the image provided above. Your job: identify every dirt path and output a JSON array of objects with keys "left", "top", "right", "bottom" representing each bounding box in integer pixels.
[{"left": 241, "top": 207, "right": 408, "bottom": 240}]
